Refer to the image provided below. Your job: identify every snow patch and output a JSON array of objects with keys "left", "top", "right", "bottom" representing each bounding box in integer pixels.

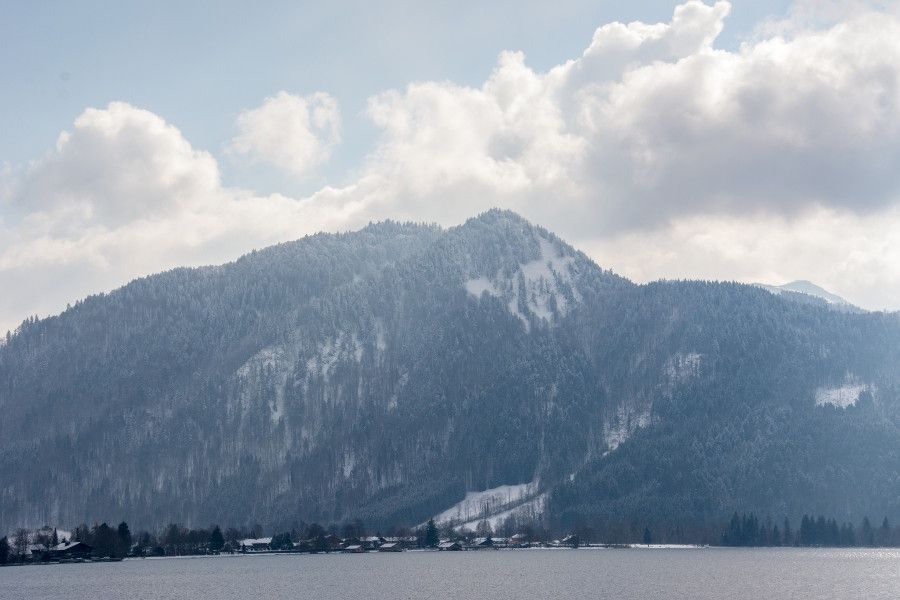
[
  {"left": 374, "top": 319, "right": 387, "bottom": 352},
  {"left": 236, "top": 345, "right": 293, "bottom": 422},
  {"left": 433, "top": 481, "right": 540, "bottom": 526},
  {"left": 342, "top": 450, "right": 356, "bottom": 479},
  {"left": 464, "top": 235, "right": 581, "bottom": 329},
  {"left": 455, "top": 493, "right": 548, "bottom": 531},
  {"left": 603, "top": 404, "right": 651, "bottom": 453},
  {"left": 815, "top": 376, "right": 872, "bottom": 408},
  {"left": 465, "top": 277, "right": 498, "bottom": 298},
  {"left": 665, "top": 352, "right": 702, "bottom": 382},
  {"left": 306, "top": 332, "right": 364, "bottom": 379}
]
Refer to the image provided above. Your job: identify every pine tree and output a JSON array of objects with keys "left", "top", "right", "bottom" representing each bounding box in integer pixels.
[
  {"left": 209, "top": 526, "right": 225, "bottom": 552},
  {"left": 117, "top": 522, "right": 132, "bottom": 557},
  {"left": 879, "top": 518, "right": 890, "bottom": 547},
  {"left": 425, "top": 519, "right": 439, "bottom": 548},
  {"left": 0, "top": 537, "right": 8, "bottom": 564},
  {"left": 642, "top": 527, "right": 653, "bottom": 545},
  {"left": 861, "top": 517, "right": 874, "bottom": 547},
  {"left": 13, "top": 529, "right": 29, "bottom": 558}
]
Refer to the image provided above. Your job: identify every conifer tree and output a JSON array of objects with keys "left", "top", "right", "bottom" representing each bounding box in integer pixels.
[
  {"left": 425, "top": 519, "right": 439, "bottom": 548},
  {"left": 209, "top": 526, "right": 225, "bottom": 552},
  {"left": 117, "top": 522, "right": 132, "bottom": 557}
]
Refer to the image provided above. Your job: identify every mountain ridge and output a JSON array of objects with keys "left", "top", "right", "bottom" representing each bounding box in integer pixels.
[
  {"left": 755, "top": 280, "right": 862, "bottom": 313},
  {"left": 1, "top": 210, "right": 898, "bottom": 534}
]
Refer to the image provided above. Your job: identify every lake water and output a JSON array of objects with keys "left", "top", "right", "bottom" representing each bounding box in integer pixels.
[{"left": 2, "top": 547, "right": 898, "bottom": 599}]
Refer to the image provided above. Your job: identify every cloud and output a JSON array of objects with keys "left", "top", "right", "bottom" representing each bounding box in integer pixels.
[
  {"left": 580, "top": 206, "right": 900, "bottom": 312},
  {"left": 0, "top": 102, "right": 360, "bottom": 333},
  {"left": 10, "top": 102, "right": 220, "bottom": 228},
  {"left": 344, "top": 0, "right": 900, "bottom": 234},
  {"left": 229, "top": 91, "right": 341, "bottom": 176},
  {"left": 5, "top": 1, "right": 900, "bottom": 332}
]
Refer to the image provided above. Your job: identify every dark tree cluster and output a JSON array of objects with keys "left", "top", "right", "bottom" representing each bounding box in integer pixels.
[{"left": 721, "top": 512, "right": 899, "bottom": 547}]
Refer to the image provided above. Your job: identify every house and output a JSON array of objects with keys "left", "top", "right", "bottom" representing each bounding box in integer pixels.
[
  {"left": 239, "top": 537, "right": 273, "bottom": 552},
  {"left": 561, "top": 534, "right": 580, "bottom": 548},
  {"left": 360, "top": 536, "right": 383, "bottom": 550},
  {"left": 509, "top": 533, "right": 530, "bottom": 547},
  {"left": 471, "top": 537, "right": 494, "bottom": 549},
  {"left": 377, "top": 542, "right": 402, "bottom": 552},
  {"left": 395, "top": 536, "right": 418, "bottom": 549},
  {"left": 342, "top": 544, "right": 365, "bottom": 553},
  {"left": 438, "top": 541, "right": 462, "bottom": 551},
  {"left": 323, "top": 534, "right": 343, "bottom": 551},
  {"left": 49, "top": 541, "right": 92, "bottom": 559}
]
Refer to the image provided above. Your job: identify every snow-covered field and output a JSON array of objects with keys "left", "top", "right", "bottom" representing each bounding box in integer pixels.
[{"left": 432, "top": 481, "right": 543, "bottom": 528}]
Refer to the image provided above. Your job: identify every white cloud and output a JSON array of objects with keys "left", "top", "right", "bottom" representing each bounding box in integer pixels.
[
  {"left": 5, "top": 1, "right": 900, "bottom": 332},
  {"left": 0, "top": 102, "right": 363, "bottom": 334},
  {"left": 343, "top": 0, "right": 900, "bottom": 235},
  {"left": 229, "top": 91, "right": 341, "bottom": 176},
  {"left": 580, "top": 207, "right": 900, "bottom": 312}
]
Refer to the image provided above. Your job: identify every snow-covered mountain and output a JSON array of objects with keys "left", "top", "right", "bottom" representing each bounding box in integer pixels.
[
  {"left": 756, "top": 280, "right": 861, "bottom": 312},
  {"left": 1, "top": 210, "right": 898, "bottom": 533}
]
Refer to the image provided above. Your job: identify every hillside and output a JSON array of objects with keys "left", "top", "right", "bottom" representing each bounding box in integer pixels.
[{"left": 1, "top": 210, "right": 898, "bottom": 534}]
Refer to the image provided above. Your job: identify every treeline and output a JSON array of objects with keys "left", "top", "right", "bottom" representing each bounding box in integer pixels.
[
  {"left": 4, "top": 510, "right": 900, "bottom": 565},
  {"left": 0, "top": 522, "right": 136, "bottom": 563},
  {"left": 721, "top": 513, "right": 899, "bottom": 547}
]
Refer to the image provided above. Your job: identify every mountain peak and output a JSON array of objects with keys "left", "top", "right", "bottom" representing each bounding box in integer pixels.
[
  {"left": 755, "top": 280, "right": 860, "bottom": 312},
  {"left": 463, "top": 208, "right": 534, "bottom": 229}
]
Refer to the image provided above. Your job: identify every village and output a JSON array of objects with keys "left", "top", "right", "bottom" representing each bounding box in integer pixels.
[
  {"left": 1, "top": 522, "right": 613, "bottom": 565},
  {"left": 232, "top": 532, "right": 590, "bottom": 554}
]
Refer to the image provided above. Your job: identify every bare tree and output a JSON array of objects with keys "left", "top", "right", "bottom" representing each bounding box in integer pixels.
[{"left": 13, "top": 528, "right": 29, "bottom": 558}]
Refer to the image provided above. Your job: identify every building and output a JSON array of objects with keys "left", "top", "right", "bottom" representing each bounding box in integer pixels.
[
  {"left": 438, "top": 541, "right": 462, "bottom": 551},
  {"left": 49, "top": 541, "right": 92, "bottom": 559},
  {"left": 342, "top": 544, "right": 365, "bottom": 553},
  {"left": 360, "top": 536, "right": 383, "bottom": 550},
  {"left": 377, "top": 542, "right": 402, "bottom": 552},
  {"left": 239, "top": 537, "right": 273, "bottom": 552}
]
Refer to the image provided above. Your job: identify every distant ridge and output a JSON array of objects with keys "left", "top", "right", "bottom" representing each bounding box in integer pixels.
[{"left": 755, "top": 280, "right": 862, "bottom": 312}]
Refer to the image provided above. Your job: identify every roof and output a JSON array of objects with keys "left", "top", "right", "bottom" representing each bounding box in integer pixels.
[
  {"left": 239, "top": 537, "right": 272, "bottom": 546},
  {"left": 51, "top": 541, "right": 90, "bottom": 551}
]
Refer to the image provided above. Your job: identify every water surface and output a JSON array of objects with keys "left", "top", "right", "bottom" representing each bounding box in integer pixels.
[{"left": 2, "top": 547, "right": 897, "bottom": 599}]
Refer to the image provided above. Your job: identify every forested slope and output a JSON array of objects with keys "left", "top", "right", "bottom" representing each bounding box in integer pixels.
[{"left": 1, "top": 210, "right": 897, "bottom": 533}]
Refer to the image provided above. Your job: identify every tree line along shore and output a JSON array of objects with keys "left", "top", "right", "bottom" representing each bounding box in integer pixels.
[{"left": 3, "top": 512, "right": 899, "bottom": 565}]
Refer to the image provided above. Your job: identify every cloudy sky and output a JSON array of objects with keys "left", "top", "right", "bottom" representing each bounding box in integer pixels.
[{"left": 3, "top": 0, "right": 900, "bottom": 333}]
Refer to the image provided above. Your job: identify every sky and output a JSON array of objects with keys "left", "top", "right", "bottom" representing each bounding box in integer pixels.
[{"left": 3, "top": 0, "right": 900, "bottom": 333}]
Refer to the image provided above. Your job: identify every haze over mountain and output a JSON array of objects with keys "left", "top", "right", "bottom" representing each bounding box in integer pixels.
[
  {"left": 756, "top": 281, "right": 861, "bottom": 313},
  {"left": 1, "top": 210, "right": 898, "bottom": 534}
]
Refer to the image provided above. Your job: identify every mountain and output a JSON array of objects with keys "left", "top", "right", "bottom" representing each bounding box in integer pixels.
[
  {"left": 756, "top": 280, "right": 861, "bottom": 312},
  {"left": 1, "top": 210, "right": 898, "bottom": 536}
]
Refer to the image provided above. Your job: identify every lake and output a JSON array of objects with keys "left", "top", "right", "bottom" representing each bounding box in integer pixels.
[{"left": 2, "top": 547, "right": 898, "bottom": 599}]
